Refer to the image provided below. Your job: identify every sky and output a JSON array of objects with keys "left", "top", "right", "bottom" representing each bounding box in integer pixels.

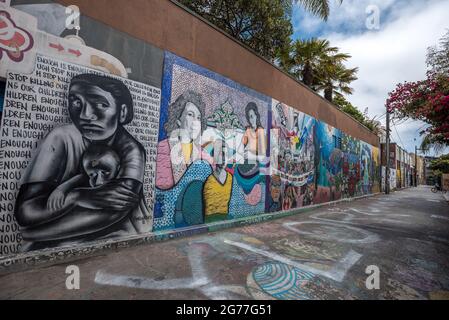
[{"left": 291, "top": 0, "right": 449, "bottom": 156}]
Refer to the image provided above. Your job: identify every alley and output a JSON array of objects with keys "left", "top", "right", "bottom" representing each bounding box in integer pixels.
[{"left": 1, "top": 186, "right": 449, "bottom": 300}]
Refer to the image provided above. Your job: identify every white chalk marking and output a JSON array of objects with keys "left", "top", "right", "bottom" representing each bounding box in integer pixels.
[
  {"left": 202, "top": 285, "right": 251, "bottom": 300},
  {"left": 94, "top": 243, "right": 248, "bottom": 299},
  {"left": 94, "top": 270, "right": 208, "bottom": 290},
  {"left": 428, "top": 235, "right": 449, "bottom": 244},
  {"left": 431, "top": 215, "right": 449, "bottom": 221},
  {"left": 349, "top": 208, "right": 410, "bottom": 217},
  {"left": 282, "top": 221, "right": 380, "bottom": 244},
  {"left": 95, "top": 245, "right": 209, "bottom": 290},
  {"left": 223, "top": 239, "right": 361, "bottom": 282},
  {"left": 427, "top": 199, "right": 442, "bottom": 203},
  {"left": 310, "top": 210, "right": 411, "bottom": 226}
]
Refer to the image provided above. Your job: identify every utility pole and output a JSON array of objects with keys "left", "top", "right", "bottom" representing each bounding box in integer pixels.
[
  {"left": 415, "top": 145, "right": 418, "bottom": 187},
  {"left": 385, "top": 109, "right": 390, "bottom": 194}
]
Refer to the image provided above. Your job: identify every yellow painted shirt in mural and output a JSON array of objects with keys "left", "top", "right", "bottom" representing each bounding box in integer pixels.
[
  {"left": 204, "top": 172, "right": 233, "bottom": 216},
  {"left": 181, "top": 142, "right": 193, "bottom": 164}
]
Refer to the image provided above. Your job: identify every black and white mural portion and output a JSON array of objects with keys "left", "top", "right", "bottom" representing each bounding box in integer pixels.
[
  {"left": 10, "top": 0, "right": 164, "bottom": 86},
  {"left": 0, "top": 55, "right": 160, "bottom": 255}
]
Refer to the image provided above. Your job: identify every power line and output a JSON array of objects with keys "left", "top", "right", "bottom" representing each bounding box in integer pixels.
[
  {"left": 394, "top": 118, "right": 414, "bottom": 126},
  {"left": 392, "top": 118, "right": 404, "bottom": 126},
  {"left": 416, "top": 123, "right": 429, "bottom": 133},
  {"left": 372, "top": 114, "right": 383, "bottom": 121},
  {"left": 392, "top": 119, "right": 407, "bottom": 152},
  {"left": 373, "top": 112, "right": 387, "bottom": 122}
]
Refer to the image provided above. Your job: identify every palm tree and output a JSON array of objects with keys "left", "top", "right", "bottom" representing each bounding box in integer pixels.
[
  {"left": 280, "top": 38, "right": 339, "bottom": 86},
  {"left": 294, "top": 0, "right": 343, "bottom": 21},
  {"left": 276, "top": 41, "right": 295, "bottom": 73},
  {"left": 420, "top": 134, "right": 446, "bottom": 155},
  {"left": 315, "top": 60, "right": 358, "bottom": 103},
  {"left": 178, "top": 0, "right": 342, "bottom": 61},
  {"left": 278, "top": 38, "right": 357, "bottom": 102}
]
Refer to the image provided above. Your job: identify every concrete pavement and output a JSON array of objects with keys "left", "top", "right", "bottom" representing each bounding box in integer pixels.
[
  {"left": 1, "top": 186, "right": 449, "bottom": 300},
  {"left": 443, "top": 192, "right": 449, "bottom": 203}
]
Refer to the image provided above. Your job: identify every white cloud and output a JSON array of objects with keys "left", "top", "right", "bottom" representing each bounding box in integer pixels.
[
  {"left": 323, "top": 0, "right": 449, "bottom": 155},
  {"left": 293, "top": 0, "right": 401, "bottom": 36},
  {"left": 324, "top": 0, "right": 394, "bottom": 31},
  {"left": 295, "top": 12, "right": 323, "bottom": 34}
]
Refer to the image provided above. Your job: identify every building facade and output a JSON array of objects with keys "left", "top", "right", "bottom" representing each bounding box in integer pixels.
[{"left": 381, "top": 143, "right": 418, "bottom": 191}]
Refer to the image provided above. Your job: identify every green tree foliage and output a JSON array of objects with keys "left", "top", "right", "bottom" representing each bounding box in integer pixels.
[
  {"left": 334, "top": 95, "right": 365, "bottom": 123},
  {"left": 315, "top": 59, "right": 358, "bottom": 103},
  {"left": 279, "top": 38, "right": 339, "bottom": 86},
  {"left": 278, "top": 38, "right": 357, "bottom": 103},
  {"left": 177, "top": 0, "right": 294, "bottom": 61},
  {"left": 420, "top": 134, "right": 446, "bottom": 155},
  {"left": 387, "top": 30, "right": 449, "bottom": 147},
  {"left": 429, "top": 154, "right": 449, "bottom": 178},
  {"left": 296, "top": 0, "right": 343, "bottom": 21},
  {"left": 177, "top": 1, "right": 363, "bottom": 125},
  {"left": 176, "top": 0, "right": 339, "bottom": 61}
]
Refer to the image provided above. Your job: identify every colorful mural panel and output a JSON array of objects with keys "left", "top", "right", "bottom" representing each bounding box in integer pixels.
[
  {"left": 153, "top": 52, "right": 271, "bottom": 231},
  {"left": 315, "top": 121, "right": 344, "bottom": 203},
  {"left": 268, "top": 100, "right": 316, "bottom": 212},
  {"left": 382, "top": 167, "right": 397, "bottom": 191},
  {"left": 269, "top": 100, "right": 380, "bottom": 210},
  {"left": 372, "top": 147, "right": 381, "bottom": 193}
]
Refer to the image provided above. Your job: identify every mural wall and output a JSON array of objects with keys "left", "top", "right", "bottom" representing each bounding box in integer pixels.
[
  {"left": 0, "top": 3, "right": 162, "bottom": 256},
  {"left": 0, "top": 3, "right": 381, "bottom": 258},
  {"left": 268, "top": 100, "right": 316, "bottom": 211},
  {"left": 372, "top": 147, "right": 381, "bottom": 193},
  {"left": 10, "top": 0, "right": 163, "bottom": 86},
  {"left": 381, "top": 167, "right": 397, "bottom": 192},
  {"left": 153, "top": 53, "right": 271, "bottom": 230},
  {"left": 0, "top": 56, "right": 161, "bottom": 254},
  {"left": 269, "top": 105, "right": 378, "bottom": 210}
]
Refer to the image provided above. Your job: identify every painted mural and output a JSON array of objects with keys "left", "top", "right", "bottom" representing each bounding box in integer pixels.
[
  {"left": 315, "top": 121, "right": 344, "bottom": 203},
  {"left": 9, "top": 0, "right": 164, "bottom": 86},
  {"left": 0, "top": 4, "right": 161, "bottom": 256},
  {"left": 372, "top": 147, "right": 381, "bottom": 193},
  {"left": 269, "top": 104, "right": 379, "bottom": 209},
  {"left": 0, "top": 4, "right": 129, "bottom": 80},
  {"left": 0, "top": 55, "right": 161, "bottom": 254},
  {"left": 153, "top": 52, "right": 271, "bottom": 231},
  {"left": 382, "top": 167, "right": 397, "bottom": 192},
  {"left": 0, "top": 2, "right": 381, "bottom": 258},
  {"left": 268, "top": 100, "right": 316, "bottom": 212}
]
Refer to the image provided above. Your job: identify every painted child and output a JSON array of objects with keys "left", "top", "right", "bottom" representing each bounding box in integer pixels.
[{"left": 46, "top": 145, "right": 121, "bottom": 211}]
